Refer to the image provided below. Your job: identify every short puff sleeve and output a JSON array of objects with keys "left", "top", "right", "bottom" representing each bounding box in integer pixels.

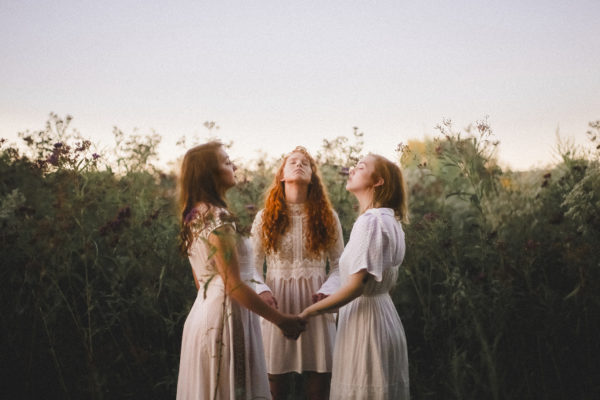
[{"left": 345, "top": 212, "right": 387, "bottom": 282}]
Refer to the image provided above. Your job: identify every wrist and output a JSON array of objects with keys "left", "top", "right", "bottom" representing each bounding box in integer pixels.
[{"left": 271, "top": 311, "right": 285, "bottom": 326}]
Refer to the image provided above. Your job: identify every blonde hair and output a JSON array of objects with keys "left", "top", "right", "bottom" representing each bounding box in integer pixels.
[{"left": 370, "top": 154, "right": 409, "bottom": 223}]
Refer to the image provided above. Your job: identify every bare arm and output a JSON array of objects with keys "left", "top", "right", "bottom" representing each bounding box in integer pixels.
[
  {"left": 300, "top": 269, "right": 370, "bottom": 318},
  {"left": 208, "top": 226, "right": 303, "bottom": 337}
]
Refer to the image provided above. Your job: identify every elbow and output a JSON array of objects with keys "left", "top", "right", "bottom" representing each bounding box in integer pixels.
[{"left": 352, "top": 285, "right": 365, "bottom": 298}]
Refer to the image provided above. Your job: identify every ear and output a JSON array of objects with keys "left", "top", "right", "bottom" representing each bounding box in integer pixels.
[{"left": 373, "top": 178, "right": 384, "bottom": 188}]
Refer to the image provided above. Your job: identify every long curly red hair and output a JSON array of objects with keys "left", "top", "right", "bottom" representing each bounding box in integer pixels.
[{"left": 260, "top": 147, "right": 337, "bottom": 255}]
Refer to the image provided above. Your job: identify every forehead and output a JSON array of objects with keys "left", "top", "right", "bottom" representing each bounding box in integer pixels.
[
  {"left": 358, "top": 155, "right": 375, "bottom": 165},
  {"left": 216, "top": 147, "right": 228, "bottom": 160},
  {"left": 286, "top": 152, "right": 309, "bottom": 162}
]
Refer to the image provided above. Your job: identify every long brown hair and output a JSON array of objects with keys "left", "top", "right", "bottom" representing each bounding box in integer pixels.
[
  {"left": 370, "top": 154, "right": 409, "bottom": 223},
  {"left": 260, "top": 147, "right": 337, "bottom": 255},
  {"left": 178, "top": 141, "right": 228, "bottom": 254}
]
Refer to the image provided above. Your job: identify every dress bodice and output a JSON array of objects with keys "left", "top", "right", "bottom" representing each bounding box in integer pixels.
[
  {"left": 339, "top": 208, "right": 405, "bottom": 296},
  {"left": 251, "top": 203, "right": 343, "bottom": 281},
  {"left": 188, "top": 208, "right": 254, "bottom": 285}
]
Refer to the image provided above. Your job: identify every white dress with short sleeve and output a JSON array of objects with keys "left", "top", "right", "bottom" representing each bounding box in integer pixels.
[
  {"left": 251, "top": 203, "right": 344, "bottom": 374},
  {"left": 330, "top": 208, "right": 409, "bottom": 400},
  {"left": 176, "top": 208, "right": 271, "bottom": 400}
]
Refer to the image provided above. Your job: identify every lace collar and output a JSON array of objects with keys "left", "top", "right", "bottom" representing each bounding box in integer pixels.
[{"left": 285, "top": 202, "right": 305, "bottom": 216}]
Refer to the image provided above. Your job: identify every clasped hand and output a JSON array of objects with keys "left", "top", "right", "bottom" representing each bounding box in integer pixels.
[{"left": 277, "top": 314, "right": 307, "bottom": 340}]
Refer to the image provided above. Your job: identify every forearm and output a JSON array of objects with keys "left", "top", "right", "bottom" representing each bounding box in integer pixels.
[
  {"left": 226, "top": 280, "right": 283, "bottom": 325},
  {"left": 302, "top": 272, "right": 368, "bottom": 317}
]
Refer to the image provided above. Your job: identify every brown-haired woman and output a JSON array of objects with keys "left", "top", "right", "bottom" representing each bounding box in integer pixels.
[
  {"left": 176, "top": 142, "right": 306, "bottom": 400},
  {"left": 251, "top": 146, "right": 344, "bottom": 400},
  {"left": 300, "top": 154, "right": 410, "bottom": 399}
]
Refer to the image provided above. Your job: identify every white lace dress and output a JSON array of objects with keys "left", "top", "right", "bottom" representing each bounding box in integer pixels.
[
  {"left": 330, "top": 208, "right": 409, "bottom": 400},
  {"left": 251, "top": 203, "right": 344, "bottom": 374},
  {"left": 177, "top": 209, "right": 271, "bottom": 400}
]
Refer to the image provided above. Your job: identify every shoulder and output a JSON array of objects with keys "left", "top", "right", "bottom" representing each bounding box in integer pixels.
[
  {"left": 189, "top": 205, "right": 233, "bottom": 237},
  {"left": 353, "top": 208, "right": 396, "bottom": 232},
  {"left": 252, "top": 209, "right": 265, "bottom": 225},
  {"left": 352, "top": 210, "right": 379, "bottom": 234}
]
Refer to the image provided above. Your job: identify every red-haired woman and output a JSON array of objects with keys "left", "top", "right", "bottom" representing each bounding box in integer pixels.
[
  {"left": 251, "top": 146, "right": 344, "bottom": 400},
  {"left": 300, "top": 154, "right": 410, "bottom": 400},
  {"left": 176, "top": 142, "right": 306, "bottom": 400}
]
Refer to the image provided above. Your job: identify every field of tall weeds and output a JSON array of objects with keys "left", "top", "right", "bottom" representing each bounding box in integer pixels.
[{"left": 1, "top": 115, "right": 598, "bottom": 399}]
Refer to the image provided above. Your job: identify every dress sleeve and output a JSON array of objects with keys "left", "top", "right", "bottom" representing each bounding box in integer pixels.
[
  {"left": 317, "top": 211, "right": 344, "bottom": 295},
  {"left": 193, "top": 208, "right": 234, "bottom": 240},
  {"left": 345, "top": 212, "right": 385, "bottom": 282},
  {"left": 250, "top": 210, "right": 271, "bottom": 294}
]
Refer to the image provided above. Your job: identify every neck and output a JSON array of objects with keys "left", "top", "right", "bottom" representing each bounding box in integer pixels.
[
  {"left": 353, "top": 189, "right": 374, "bottom": 213},
  {"left": 284, "top": 182, "right": 309, "bottom": 203}
]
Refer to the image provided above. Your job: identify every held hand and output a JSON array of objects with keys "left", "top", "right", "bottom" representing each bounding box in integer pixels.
[
  {"left": 312, "top": 293, "right": 329, "bottom": 303},
  {"left": 277, "top": 314, "right": 307, "bottom": 340},
  {"left": 298, "top": 309, "right": 310, "bottom": 320},
  {"left": 259, "top": 291, "right": 278, "bottom": 309}
]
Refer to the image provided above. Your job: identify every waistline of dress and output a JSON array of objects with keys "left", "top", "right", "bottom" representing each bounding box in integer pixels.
[{"left": 361, "top": 291, "right": 391, "bottom": 298}]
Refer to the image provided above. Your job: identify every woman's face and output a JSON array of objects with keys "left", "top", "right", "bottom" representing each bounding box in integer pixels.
[
  {"left": 281, "top": 151, "right": 312, "bottom": 184},
  {"left": 217, "top": 147, "right": 237, "bottom": 190},
  {"left": 346, "top": 155, "right": 377, "bottom": 193}
]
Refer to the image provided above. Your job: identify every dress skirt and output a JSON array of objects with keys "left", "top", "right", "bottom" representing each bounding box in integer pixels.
[
  {"left": 330, "top": 293, "right": 409, "bottom": 400},
  {"left": 177, "top": 277, "right": 271, "bottom": 400}
]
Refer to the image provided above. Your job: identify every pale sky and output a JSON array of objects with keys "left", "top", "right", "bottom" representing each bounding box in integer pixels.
[{"left": 1, "top": 0, "right": 599, "bottom": 170}]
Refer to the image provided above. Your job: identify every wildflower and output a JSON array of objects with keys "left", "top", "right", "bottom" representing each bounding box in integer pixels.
[
  {"left": 54, "top": 142, "right": 63, "bottom": 148},
  {"left": 75, "top": 140, "right": 91, "bottom": 152},
  {"left": 184, "top": 208, "right": 200, "bottom": 224},
  {"left": 92, "top": 153, "right": 100, "bottom": 160},
  {"left": 117, "top": 206, "right": 131, "bottom": 220},
  {"left": 46, "top": 153, "right": 59, "bottom": 166},
  {"left": 423, "top": 212, "right": 438, "bottom": 222},
  {"left": 339, "top": 167, "right": 349, "bottom": 176},
  {"left": 245, "top": 204, "right": 256, "bottom": 211}
]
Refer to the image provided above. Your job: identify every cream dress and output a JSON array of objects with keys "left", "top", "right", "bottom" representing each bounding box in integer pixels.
[
  {"left": 251, "top": 203, "right": 344, "bottom": 374},
  {"left": 330, "top": 208, "right": 409, "bottom": 400},
  {"left": 177, "top": 208, "right": 271, "bottom": 400}
]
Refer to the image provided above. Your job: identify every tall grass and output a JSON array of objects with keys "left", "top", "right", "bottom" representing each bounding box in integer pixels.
[{"left": 1, "top": 114, "right": 598, "bottom": 399}]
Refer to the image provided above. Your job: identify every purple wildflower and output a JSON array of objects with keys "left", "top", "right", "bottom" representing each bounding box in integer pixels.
[
  {"left": 46, "top": 153, "right": 59, "bottom": 166},
  {"left": 184, "top": 208, "right": 200, "bottom": 224}
]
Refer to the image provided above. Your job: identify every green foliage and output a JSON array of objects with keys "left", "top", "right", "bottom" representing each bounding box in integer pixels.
[
  {"left": 1, "top": 118, "right": 191, "bottom": 399},
  {"left": 394, "top": 118, "right": 600, "bottom": 399},
  {"left": 1, "top": 115, "right": 599, "bottom": 399}
]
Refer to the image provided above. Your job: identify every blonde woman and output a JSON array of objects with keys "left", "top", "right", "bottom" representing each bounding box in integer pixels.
[{"left": 300, "top": 154, "right": 410, "bottom": 400}]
